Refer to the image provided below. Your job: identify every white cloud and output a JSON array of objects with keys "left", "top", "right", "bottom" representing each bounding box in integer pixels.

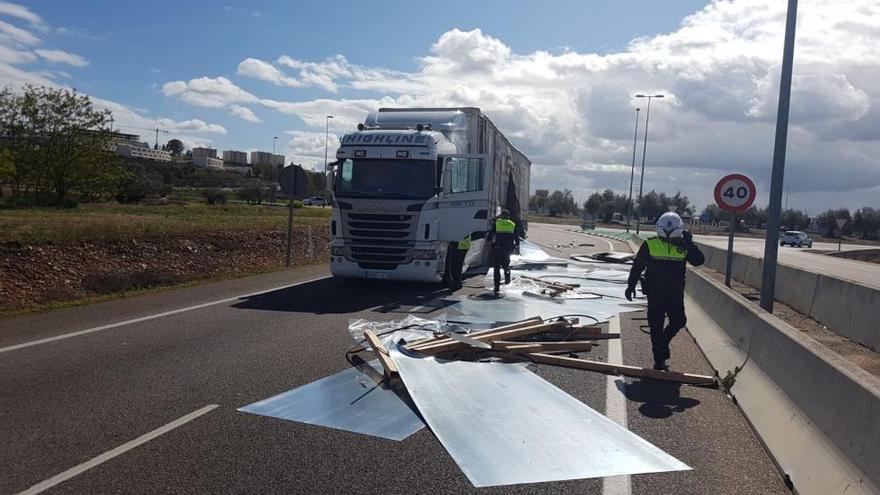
[
  {"left": 0, "top": 44, "right": 34, "bottom": 64},
  {"left": 35, "top": 48, "right": 88, "bottom": 67},
  {"left": 0, "top": 2, "right": 42, "bottom": 25},
  {"left": 0, "top": 19, "right": 39, "bottom": 45},
  {"left": 160, "top": 0, "right": 880, "bottom": 209},
  {"left": 236, "top": 57, "right": 302, "bottom": 87},
  {"left": 156, "top": 117, "right": 227, "bottom": 134},
  {"left": 282, "top": 130, "right": 339, "bottom": 170},
  {"left": 161, "top": 76, "right": 258, "bottom": 108},
  {"left": 229, "top": 104, "right": 261, "bottom": 123}
]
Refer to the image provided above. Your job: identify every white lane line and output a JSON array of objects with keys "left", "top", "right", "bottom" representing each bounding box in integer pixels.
[
  {"left": 16, "top": 404, "right": 219, "bottom": 495},
  {"left": 0, "top": 276, "right": 330, "bottom": 354},
  {"left": 602, "top": 315, "right": 632, "bottom": 495}
]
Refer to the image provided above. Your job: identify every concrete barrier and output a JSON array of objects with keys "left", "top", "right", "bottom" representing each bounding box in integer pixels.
[
  {"left": 685, "top": 268, "right": 880, "bottom": 494},
  {"left": 695, "top": 241, "right": 880, "bottom": 352}
]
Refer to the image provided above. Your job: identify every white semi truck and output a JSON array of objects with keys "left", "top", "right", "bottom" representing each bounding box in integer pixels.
[{"left": 327, "top": 107, "right": 531, "bottom": 282}]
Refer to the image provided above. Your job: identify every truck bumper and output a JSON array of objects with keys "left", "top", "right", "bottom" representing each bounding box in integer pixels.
[{"left": 329, "top": 257, "right": 444, "bottom": 283}]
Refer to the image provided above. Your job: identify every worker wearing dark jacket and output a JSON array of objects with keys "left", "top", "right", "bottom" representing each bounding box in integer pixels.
[
  {"left": 486, "top": 210, "right": 521, "bottom": 294},
  {"left": 626, "top": 212, "right": 704, "bottom": 370},
  {"left": 448, "top": 233, "right": 472, "bottom": 290}
]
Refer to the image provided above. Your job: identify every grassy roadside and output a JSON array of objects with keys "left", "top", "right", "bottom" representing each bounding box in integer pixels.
[
  {"left": 0, "top": 202, "right": 332, "bottom": 244},
  {"left": 0, "top": 262, "right": 323, "bottom": 319}
]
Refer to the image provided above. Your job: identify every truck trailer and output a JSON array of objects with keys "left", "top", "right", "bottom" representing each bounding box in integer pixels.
[{"left": 327, "top": 107, "right": 531, "bottom": 282}]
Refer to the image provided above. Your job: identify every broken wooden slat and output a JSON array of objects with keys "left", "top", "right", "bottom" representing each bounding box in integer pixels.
[
  {"left": 526, "top": 353, "right": 716, "bottom": 386},
  {"left": 492, "top": 341, "right": 593, "bottom": 353},
  {"left": 519, "top": 274, "right": 577, "bottom": 291},
  {"left": 415, "top": 321, "right": 570, "bottom": 356},
  {"left": 363, "top": 330, "right": 398, "bottom": 378},
  {"left": 405, "top": 317, "right": 543, "bottom": 351}
]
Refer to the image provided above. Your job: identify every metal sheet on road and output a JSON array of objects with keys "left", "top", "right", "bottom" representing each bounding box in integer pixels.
[
  {"left": 238, "top": 362, "right": 425, "bottom": 441},
  {"left": 390, "top": 347, "right": 689, "bottom": 487}
]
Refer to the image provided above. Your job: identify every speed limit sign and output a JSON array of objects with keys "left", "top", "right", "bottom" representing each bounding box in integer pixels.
[{"left": 714, "top": 174, "right": 756, "bottom": 213}]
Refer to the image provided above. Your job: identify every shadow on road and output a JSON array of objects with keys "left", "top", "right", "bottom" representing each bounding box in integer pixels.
[
  {"left": 231, "top": 276, "right": 454, "bottom": 315},
  {"left": 619, "top": 379, "right": 701, "bottom": 419}
]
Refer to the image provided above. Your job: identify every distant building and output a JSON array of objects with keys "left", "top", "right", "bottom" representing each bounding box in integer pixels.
[
  {"left": 250, "top": 151, "right": 285, "bottom": 167},
  {"left": 222, "top": 150, "right": 248, "bottom": 166},
  {"left": 224, "top": 165, "right": 251, "bottom": 175},
  {"left": 192, "top": 147, "right": 219, "bottom": 167},
  {"left": 116, "top": 143, "right": 172, "bottom": 162}
]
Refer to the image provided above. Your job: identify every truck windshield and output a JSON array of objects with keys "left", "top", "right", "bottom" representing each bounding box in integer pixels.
[{"left": 335, "top": 158, "right": 435, "bottom": 199}]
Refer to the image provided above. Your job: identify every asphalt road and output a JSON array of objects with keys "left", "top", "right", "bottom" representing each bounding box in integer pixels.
[
  {"left": 695, "top": 234, "right": 880, "bottom": 289},
  {"left": 1, "top": 223, "right": 787, "bottom": 494}
]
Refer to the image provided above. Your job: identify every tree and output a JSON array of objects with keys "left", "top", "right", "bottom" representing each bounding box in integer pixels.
[
  {"left": 0, "top": 85, "right": 124, "bottom": 205},
  {"left": 852, "top": 207, "right": 880, "bottom": 239},
  {"left": 530, "top": 189, "right": 549, "bottom": 213},
  {"left": 816, "top": 208, "right": 851, "bottom": 236},
  {"left": 165, "top": 139, "right": 185, "bottom": 157},
  {"left": 547, "top": 189, "right": 577, "bottom": 216}
]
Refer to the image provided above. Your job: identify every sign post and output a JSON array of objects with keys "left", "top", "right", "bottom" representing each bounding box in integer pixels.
[
  {"left": 835, "top": 218, "right": 847, "bottom": 251},
  {"left": 279, "top": 165, "right": 307, "bottom": 267},
  {"left": 714, "top": 174, "right": 757, "bottom": 287}
]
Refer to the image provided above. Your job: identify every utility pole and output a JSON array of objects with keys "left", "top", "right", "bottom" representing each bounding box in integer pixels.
[
  {"left": 625, "top": 108, "right": 641, "bottom": 233},
  {"left": 634, "top": 94, "right": 664, "bottom": 235},
  {"left": 760, "top": 0, "right": 799, "bottom": 313},
  {"left": 324, "top": 115, "right": 334, "bottom": 173}
]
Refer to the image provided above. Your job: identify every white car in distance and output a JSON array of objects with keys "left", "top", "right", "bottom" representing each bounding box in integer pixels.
[{"left": 780, "top": 230, "right": 813, "bottom": 248}]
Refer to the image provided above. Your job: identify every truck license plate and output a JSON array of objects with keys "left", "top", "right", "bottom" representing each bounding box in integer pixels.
[{"left": 364, "top": 271, "right": 391, "bottom": 280}]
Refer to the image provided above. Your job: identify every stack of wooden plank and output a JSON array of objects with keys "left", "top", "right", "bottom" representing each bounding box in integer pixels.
[{"left": 362, "top": 316, "right": 716, "bottom": 387}]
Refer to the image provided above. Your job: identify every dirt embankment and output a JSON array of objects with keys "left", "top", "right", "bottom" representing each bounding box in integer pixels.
[{"left": 0, "top": 228, "right": 330, "bottom": 313}]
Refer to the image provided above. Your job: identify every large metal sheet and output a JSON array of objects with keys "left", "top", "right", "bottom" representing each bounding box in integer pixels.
[
  {"left": 238, "top": 362, "right": 425, "bottom": 441},
  {"left": 390, "top": 348, "right": 689, "bottom": 487}
]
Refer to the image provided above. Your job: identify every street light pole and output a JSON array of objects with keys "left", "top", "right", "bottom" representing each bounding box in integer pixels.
[
  {"left": 324, "top": 115, "right": 334, "bottom": 173},
  {"left": 634, "top": 94, "right": 664, "bottom": 235},
  {"left": 760, "top": 0, "right": 799, "bottom": 313},
  {"left": 625, "top": 107, "right": 641, "bottom": 233}
]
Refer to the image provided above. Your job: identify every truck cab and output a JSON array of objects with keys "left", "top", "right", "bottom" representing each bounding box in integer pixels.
[{"left": 327, "top": 108, "right": 529, "bottom": 282}]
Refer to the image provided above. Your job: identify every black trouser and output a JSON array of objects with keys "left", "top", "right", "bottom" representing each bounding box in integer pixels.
[
  {"left": 646, "top": 288, "right": 687, "bottom": 363},
  {"left": 491, "top": 249, "right": 512, "bottom": 290},
  {"left": 449, "top": 248, "right": 467, "bottom": 287}
]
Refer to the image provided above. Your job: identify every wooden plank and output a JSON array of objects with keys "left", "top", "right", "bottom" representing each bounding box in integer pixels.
[
  {"left": 416, "top": 321, "right": 569, "bottom": 356},
  {"left": 492, "top": 341, "right": 593, "bottom": 353},
  {"left": 541, "top": 325, "right": 603, "bottom": 339},
  {"left": 363, "top": 330, "right": 398, "bottom": 378},
  {"left": 405, "top": 317, "right": 543, "bottom": 351},
  {"left": 527, "top": 353, "right": 717, "bottom": 386},
  {"left": 519, "top": 274, "right": 577, "bottom": 291}
]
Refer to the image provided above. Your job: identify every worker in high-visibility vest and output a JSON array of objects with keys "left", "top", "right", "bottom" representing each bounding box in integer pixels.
[
  {"left": 448, "top": 233, "right": 472, "bottom": 290},
  {"left": 626, "top": 212, "right": 705, "bottom": 370},
  {"left": 486, "top": 209, "right": 521, "bottom": 294}
]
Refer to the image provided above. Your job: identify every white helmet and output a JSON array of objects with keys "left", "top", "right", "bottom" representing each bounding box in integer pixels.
[{"left": 656, "top": 212, "right": 684, "bottom": 239}]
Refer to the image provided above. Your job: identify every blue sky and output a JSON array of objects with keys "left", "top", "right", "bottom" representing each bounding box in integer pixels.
[
  {"left": 24, "top": 0, "right": 708, "bottom": 151},
  {"left": 4, "top": 1, "right": 880, "bottom": 211}
]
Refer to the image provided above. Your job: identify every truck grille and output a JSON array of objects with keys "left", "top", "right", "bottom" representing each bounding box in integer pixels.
[{"left": 343, "top": 212, "right": 416, "bottom": 270}]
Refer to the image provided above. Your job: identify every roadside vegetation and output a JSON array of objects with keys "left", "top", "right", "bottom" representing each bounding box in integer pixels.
[{"left": 0, "top": 202, "right": 330, "bottom": 244}]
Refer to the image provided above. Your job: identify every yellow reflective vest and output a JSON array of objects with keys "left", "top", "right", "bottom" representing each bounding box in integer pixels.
[
  {"left": 645, "top": 237, "right": 686, "bottom": 262},
  {"left": 495, "top": 218, "right": 516, "bottom": 234},
  {"left": 457, "top": 234, "right": 472, "bottom": 250}
]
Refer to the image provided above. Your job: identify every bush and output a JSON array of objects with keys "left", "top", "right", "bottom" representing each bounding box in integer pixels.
[
  {"left": 202, "top": 188, "right": 228, "bottom": 205},
  {"left": 237, "top": 185, "right": 264, "bottom": 205}
]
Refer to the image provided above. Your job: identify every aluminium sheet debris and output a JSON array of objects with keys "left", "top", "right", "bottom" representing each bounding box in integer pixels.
[
  {"left": 238, "top": 361, "right": 425, "bottom": 441},
  {"left": 389, "top": 347, "right": 690, "bottom": 487}
]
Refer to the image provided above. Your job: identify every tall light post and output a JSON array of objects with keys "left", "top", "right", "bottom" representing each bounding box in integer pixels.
[
  {"left": 324, "top": 115, "right": 334, "bottom": 173},
  {"left": 634, "top": 93, "right": 664, "bottom": 235},
  {"left": 625, "top": 107, "right": 641, "bottom": 233},
  {"left": 760, "top": 0, "right": 799, "bottom": 312}
]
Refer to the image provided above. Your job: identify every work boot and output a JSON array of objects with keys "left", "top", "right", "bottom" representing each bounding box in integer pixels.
[{"left": 653, "top": 360, "right": 668, "bottom": 371}]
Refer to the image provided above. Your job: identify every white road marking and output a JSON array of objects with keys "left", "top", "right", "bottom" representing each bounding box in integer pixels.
[
  {"left": 603, "top": 315, "right": 633, "bottom": 495},
  {"left": 0, "top": 276, "right": 331, "bottom": 354},
  {"left": 16, "top": 404, "right": 219, "bottom": 495}
]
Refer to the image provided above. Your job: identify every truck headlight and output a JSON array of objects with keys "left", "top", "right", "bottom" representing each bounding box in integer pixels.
[
  {"left": 413, "top": 249, "right": 437, "bottom": 260},
  {"left": 331, "top": 246, "right": 345, "bottom": 256}
]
